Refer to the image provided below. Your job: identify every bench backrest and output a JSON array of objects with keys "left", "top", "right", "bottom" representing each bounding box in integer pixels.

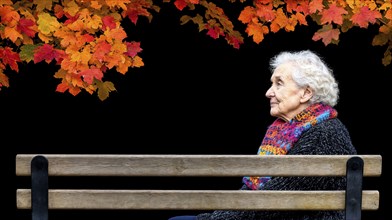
[{"left": 16, "top": 154, "right": 382, "bottom": 220}]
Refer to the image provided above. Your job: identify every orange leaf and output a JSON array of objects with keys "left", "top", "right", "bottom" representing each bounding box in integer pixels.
[
  {"left": 351, "top": 6, "right": 382, "bottom": 28},
  {"left": 104, "top": 28, "right": 127, "bottom": 42},
  {"left": 68, "top": 85, "right": 82, "bottom": 96},
  {"left": 320, "top": 3, "right": 347, "bottom": 25},
  {"left": 0, "top": 5, "right": 19, "bottom": 27},
  {"left": 385, "top": 8, "right": 392, "bottom": 20},
  {"left": 4, "top": 26, "right": 23, "bottom": 42},
  {"left": 79, "top": 68, "right": 103, "bottom": 84},
  {"left": 246, "top": 23, "right": 269, "bottom": 44},
  {"left": 309, "top": 0, "right": 324, "bottom": 14},
  {"left": 312, "top": 25, "right": 340, "bottom": 45},
  {"left": 0, "top": 70, "right": 10, "bottom": 88},
  {"left": 270, "top": 8, "right": 287, "bottom": 33},
  {"left": 256, "top": 4, "right": 275, "bottom": 22},
  {"left": 285, "top": 15, "right": 298, "bottom": 32},
  {"left": 295, "top": 12, "right": 307, "bottom": 26},
  {"left": 238, "top": 6, "right": 256, "bottom": 24},
  {"left": 130, "top": 56, "right": 144, "bottom": 68},
  {"left": 117, "top": 57, "right": 132, "bottom": 74},
  {"left": 56, "top": 81, "right": 70, "bottom": 93},
  {"left": 93, "top": 41, "right": 112, "bottom": 61},
  {"left": 0, "top": 0, "right": 13, "bottom": 5}
]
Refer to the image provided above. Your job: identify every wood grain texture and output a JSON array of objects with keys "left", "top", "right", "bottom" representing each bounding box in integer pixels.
[
  {"left": 16, "top": 189, "right": 379, "bottom": 210},
  {"left": 15, "top": 154, "right": 382, "bottom": 177}
]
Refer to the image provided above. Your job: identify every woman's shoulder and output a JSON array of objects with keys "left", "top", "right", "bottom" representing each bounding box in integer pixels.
[
  {"left": 308, "top": 118, "right": 349, "bottom": 135},
  {"left": 292, "top": 118, "right": 357, "bottom": 155}
]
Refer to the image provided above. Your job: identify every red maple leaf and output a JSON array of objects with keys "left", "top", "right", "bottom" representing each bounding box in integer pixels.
[
  {"left": 17, "top": 18, "right": 36, "bottom": 37},
  {"left": 0, "top": 46, "right": 21, "bottom": 71},
  {"left": 174, "top": 0, "right": 187, "bottom": 11},
  {"left": 351, "top": 6, "right": 382, "bottom": 28},
  {"left": 123, "top": 2, "right": 150, "bottom": 25},
  {"left": 125, "top": 41, "right": 142, "bottom": 58},
  {"left": 206, "top": 25, "right": 224, "bottom": 39},
  {"left": 225, "top": 35, "right": 243, "bottom": 49},
  {"left": 64, "top": 13, "right": 79, "bottom": 25},
  {"left": 102, "top": 16, "right": 116, "bottom": 30},
  {"left": 34, "top": 44, "right": 65, "bottom": 64}
]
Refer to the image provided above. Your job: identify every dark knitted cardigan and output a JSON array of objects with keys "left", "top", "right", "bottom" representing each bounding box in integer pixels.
[{"left": 196, "top": 118, "right": 357, "bottom": 220}]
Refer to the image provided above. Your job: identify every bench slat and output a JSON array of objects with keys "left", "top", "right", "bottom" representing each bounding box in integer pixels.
[
  {"left": 16, "top": 189, "right": 379, "bottom": 211},
  {"left": 15, "top": 154, "right": 382, "bottom": 177}
]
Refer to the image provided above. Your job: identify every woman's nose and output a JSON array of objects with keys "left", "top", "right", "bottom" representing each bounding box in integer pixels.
[{"left": 265, "top": 87, "right": 273, "bottom": 98}]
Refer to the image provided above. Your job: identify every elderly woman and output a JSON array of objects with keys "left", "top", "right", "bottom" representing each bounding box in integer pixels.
[{"left": 169, "top": 50, "right": 357, "bottom": 220}]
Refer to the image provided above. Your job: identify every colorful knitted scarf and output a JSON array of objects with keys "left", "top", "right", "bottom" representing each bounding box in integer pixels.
[{"left": 242, "top": 103, "right": 338, "bottom": 190}]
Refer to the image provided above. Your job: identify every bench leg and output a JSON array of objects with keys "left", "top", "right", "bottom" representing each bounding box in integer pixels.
[
  {"left": 345, "top": 156, "right": 364, "bottom": 220},
  {"left": 31, "top": 155, "right": 48, "bottom": 220}
]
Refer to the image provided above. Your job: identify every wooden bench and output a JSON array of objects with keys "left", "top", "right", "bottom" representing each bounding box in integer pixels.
[{"left": 16, "top": 154, "right": 382, "bottom": 220}]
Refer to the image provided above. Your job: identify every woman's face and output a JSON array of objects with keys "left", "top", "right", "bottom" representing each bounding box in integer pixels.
[{"left": 265, "top": 63, "right": 311, "bottom": 121}]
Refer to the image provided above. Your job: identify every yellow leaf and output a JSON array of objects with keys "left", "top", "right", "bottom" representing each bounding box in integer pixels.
[
  {"left": 0, "top": 0, "right": 13, "bottom": 5},
  {"left": 346, "top": 0, "right": 355, "bottom": 9},
  {"left": 87, "top": 15, "right": 102, "bottom": 30},
  {"left": 97, "top": 80, "right": 116, "bottom": 101},
  {"left": 379, "top": 2, "right": 392, "bottom": 11},
  {"left": 69, "top": 52, "right": 88, "bottom": 66},
  {"left": 105, "top": 0, "right": 130, "bottom": 10},
  {"left": 37, "top": 13, "right": 61, "bottom": 36},
  {"left": 38, "top": 32, "right": 53, "bottom": 43},
  {"left": 33, "top": 0, "right": 53, "bottom": 12},
  {"left": 63, "top": 0, "right": 80, "bottom": 17},
  {"left": 112, "top": 42, "right": 127, "bottom": 53}
]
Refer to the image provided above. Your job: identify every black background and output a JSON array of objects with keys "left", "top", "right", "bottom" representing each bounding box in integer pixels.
[{"left": 4, "top": 4, "right": 390, "bottom": 220}]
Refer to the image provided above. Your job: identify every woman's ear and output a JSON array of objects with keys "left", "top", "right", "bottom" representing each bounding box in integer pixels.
[{"left": 300, "top": 87, "right": 313, "bottom": 103}]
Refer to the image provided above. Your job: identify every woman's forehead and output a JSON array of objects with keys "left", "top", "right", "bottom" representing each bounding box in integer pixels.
[{"left": 272, "top": 64, "right": 292, "bottom": 80}]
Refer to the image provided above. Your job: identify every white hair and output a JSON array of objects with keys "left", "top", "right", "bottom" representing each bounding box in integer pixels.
[{"left": 269, "top": 50, "right": 339, "bottom": 107}]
